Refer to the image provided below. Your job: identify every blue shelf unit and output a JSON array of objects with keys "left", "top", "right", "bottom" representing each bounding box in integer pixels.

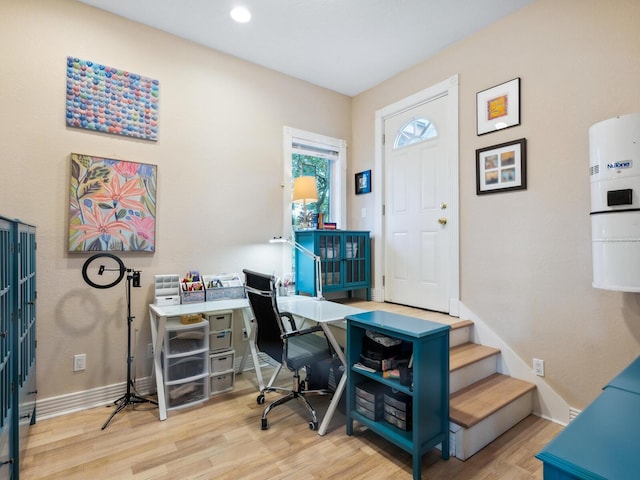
[
  {"left": 345, "top": 311, "right": 450, "bottom": 480},
  {"left": 294, "top": 230, "right": 370, "bottom": 300},
  {"left": 0, "top": 216, "right": 37, "bottom": 480}
]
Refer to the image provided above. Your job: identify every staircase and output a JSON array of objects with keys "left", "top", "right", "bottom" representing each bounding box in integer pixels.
[{"left": 447, "top": 319, "right": 536, "bottom": 460}]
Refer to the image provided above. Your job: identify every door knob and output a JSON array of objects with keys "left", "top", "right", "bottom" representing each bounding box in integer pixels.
[{"left": 438, "top": 218, "right": 447, "bottom": 225}]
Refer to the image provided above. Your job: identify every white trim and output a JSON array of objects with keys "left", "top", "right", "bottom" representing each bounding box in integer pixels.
[
  {"left": 36, "top": 377, "right": 154, "bottom": 421},
  {"left": 374, "top": 75, "right": 460, "bottom": 314},
  {"left": 459, "top": 301, "right": 571, "bottom": 426},
  {"left": 281, "top": 126, "right": 347, "bottom": 275}
]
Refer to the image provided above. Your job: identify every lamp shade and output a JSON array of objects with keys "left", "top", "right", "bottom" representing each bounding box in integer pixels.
[{"left": 292, "top": 176, "right": 318, "bottom": 204}]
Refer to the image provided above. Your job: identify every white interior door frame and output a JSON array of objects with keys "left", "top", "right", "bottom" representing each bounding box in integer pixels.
[{"left": 373, "top": 75, "right": 460, "bottom": 315}]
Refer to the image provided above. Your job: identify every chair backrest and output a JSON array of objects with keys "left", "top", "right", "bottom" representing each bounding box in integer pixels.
[{"left": 243, "top": 269, "right": 286, "bottom": 363}]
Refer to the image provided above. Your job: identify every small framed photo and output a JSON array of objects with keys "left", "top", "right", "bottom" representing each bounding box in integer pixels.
[
  {"left": 476, "top": 78, "right": 520, "bottom": 135},
  {"left": 476, "top": 138, "right": 527, "bottom": 195},
  {"left": 355, "top": 170, "right": 371, "bottom": 195}
]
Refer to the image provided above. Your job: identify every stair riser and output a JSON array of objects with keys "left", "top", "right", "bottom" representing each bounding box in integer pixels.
[
  {"left": 450, "top": 391, "right": 534, "bottom": 461},
  {"left": 450, "top": 325, "right": 471, "bottom": 347},
  {"left": 450, "top": 355, "right": 498, "bottom": 394}
]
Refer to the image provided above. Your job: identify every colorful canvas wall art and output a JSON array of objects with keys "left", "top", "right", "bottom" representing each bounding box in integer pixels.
[
  {"left": 69, "top": 153, "right": 157, "bottom": 252},
  {"left": 66, "top": 57, "right": 159, "bottom": 141}
]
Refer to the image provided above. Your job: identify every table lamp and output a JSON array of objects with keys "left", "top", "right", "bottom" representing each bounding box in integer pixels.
[
  {"left": 270, "top": 237, "right": 323, "bottom": 300},
  {"left": 293, "top": 176, "right": 318, "bottom": 228}
]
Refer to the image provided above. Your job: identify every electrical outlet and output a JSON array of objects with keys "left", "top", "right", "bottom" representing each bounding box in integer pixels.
[
  {"left": 533, "top": 358, "right": 545, "bottom": 377},
  {"left": 147, "top": 343, "right": 154, "bottom": 359},
  {"left": 74, "top": 353, "right": 86, "bottom": 372}
]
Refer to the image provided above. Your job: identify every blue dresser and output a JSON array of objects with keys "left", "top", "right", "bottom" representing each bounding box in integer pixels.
[{"left": 536, "top": 356, "right": 640, "bottom": 479}]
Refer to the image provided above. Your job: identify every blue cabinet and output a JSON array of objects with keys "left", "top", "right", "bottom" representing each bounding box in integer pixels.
[
  {"left": 536, "top": 356, "right": 640, "bottom": 479},
  {"left": 294, "top": 230, "right": 370, "bottom": 299},
  {"left": 345, "top": 311, "right": 450, "bottom": 480},
  {"left": 0, "top": 216, "right": 37, "bottom": 479}
]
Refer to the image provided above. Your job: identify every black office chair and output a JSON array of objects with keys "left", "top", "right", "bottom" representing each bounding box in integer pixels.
[{"left": 243, "top": 269, "right": 334, "bottom": 431}]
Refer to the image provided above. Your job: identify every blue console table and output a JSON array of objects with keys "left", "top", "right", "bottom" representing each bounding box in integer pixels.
[
  {"left": 536, "top": 356, "right": 640, "bottom": 479},
  {"left": 345, "top": 311, "right": 450, "bottom": 480}
]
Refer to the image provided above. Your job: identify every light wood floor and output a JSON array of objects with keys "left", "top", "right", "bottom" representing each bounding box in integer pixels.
[{"left": 21, "top": 301, "right": 563, "bottom": 479}]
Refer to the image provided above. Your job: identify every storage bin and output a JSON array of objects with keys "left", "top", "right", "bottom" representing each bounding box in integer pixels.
[
  {"left": 210, "top": 350, "right": 235, "bottom": 373},
  {"left": 165, "top": 353, "right": 207, "bottom": 382},
  {"left": 383, "top": 412, "right": 412, "bottom": 431},
  {"left": 205, "top": 285, "right": 245, "bottom": 301},
  {"left": 354, "top": 380, "right": 387, "bottom": 404},
  {"left": 203, "top": 273, "right": 245, "bottom": 301},
  {"left": 166, "top": 323, "right": 207, "bottom": 354},
  {"left": 209, "top": 329, "right": 233, "bottom": 352},
  {"left": 355, "top": 394, "right": 384, "bottom": 420},
  {"left": 206, "top": 311, "right": 232, "bottom": 331},
  {"left": 384, "top": 391, "right": 412, "bottom": 431},
  {"left": 180, "top": 313, "right": 203, "bottom": 325},
  {"left": 210, "top": 371, "right": 234, "bottom": 394},
  {"left": 179, "top": 282, "right": 205, "bottom": 304},
  {"left": 166, "top": 379, "right": 208, "bottom": 409}
]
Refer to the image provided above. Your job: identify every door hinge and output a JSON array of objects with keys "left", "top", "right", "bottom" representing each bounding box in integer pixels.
[
  {"left": 382, "top": 204, "right": 385, "bottom": 216},
  {"left": 382, "top": 134, "right": 385, "bottom": 145},
  {"left": 382, "top": 275, "right": 385, "bottom": 286}
]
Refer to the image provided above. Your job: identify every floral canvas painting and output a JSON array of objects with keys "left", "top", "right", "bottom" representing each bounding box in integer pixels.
[{"left": 69, "top": 153, "right": 157, "bottom": 252}]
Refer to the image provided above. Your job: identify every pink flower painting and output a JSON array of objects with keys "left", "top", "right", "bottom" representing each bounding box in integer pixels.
[{"left": 69, "top": 154, "right": 157, "bottom": 252}]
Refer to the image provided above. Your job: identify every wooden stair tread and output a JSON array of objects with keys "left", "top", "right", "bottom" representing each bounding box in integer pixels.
[
  {"left": 450, "top": 342, "right": 500, "bottom": 372},
  {"left": 450, "top": 373, "right": 536, "bottom": 429},
  {"left": 450, "top": 319, "right": 473, "bottom": 331}
]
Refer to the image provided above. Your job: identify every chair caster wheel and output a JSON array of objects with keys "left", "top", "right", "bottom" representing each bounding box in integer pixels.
[
  {"left": 257, "top": 394, "right": 265, "bottom": 405},
  {"left": 261, "top": 418, "right": 269, "bottom": 430},
  {"left": 309, "top": 421, "right": 317, "bottom": 431}
]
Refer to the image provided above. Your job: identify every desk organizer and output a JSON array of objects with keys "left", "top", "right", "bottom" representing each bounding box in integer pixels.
[
  {"left": 154, "top": 274, "right": 181, "bottom": 305},
  {"left": 203, "top": 273, "right": 245, "bottom": 301}
]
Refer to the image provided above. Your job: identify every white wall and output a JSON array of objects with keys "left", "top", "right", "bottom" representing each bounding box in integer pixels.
[
  {"left": 0, "top": 0, "right": 351, "bottom": 400},
  {"left": 350, "top": 0, "right": 640, "bottom": 409}
]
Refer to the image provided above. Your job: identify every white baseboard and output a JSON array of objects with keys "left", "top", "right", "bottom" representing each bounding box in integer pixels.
[
  {"left": 36, "top": 377, "right": 154, "bottom": 421},
  {"left": 36, "top": 353, "right": 278, "bottom": 422}
]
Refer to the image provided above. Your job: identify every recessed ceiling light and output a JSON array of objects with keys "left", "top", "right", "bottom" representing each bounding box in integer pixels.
[{"left": 230, "top": 6, "right": 251, "bottom": 23}]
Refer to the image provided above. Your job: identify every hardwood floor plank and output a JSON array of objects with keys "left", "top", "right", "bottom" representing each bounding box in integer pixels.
[{"left": 22, "top": 301, "right": 563, "bottom": 479}]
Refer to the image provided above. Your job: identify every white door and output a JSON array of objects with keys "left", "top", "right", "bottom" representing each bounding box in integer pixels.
[{"left": 383, "top": 84, "right": 457, "bottom": 313}]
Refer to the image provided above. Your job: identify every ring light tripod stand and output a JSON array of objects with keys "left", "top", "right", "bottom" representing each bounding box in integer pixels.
[{"left": 82, "top": 253, "right": 157, "bottom": 430}]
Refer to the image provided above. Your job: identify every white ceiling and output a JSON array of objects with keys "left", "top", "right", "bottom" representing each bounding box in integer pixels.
[{"left": 77, "top": 0, "right": 533, "bottom": 96}]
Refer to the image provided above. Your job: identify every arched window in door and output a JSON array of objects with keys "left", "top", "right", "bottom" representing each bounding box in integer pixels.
[{"left": 393, "top": 117, "right": 438, "bottom": 149}]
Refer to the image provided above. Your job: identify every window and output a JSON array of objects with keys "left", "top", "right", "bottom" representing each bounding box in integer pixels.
[
  {"left": 292, "top": 153, "right": 332, "bottom": 230},
  {"left": 393, "top": 117, "right": 438, "bottom": 149},
  {"left": 281, "top": 127, "right": 347, "bottom": 274}
]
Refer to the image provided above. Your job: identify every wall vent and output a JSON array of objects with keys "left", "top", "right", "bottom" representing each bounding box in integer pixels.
[{"left": 569, "top": 407, "right": 582, "bottom": 422}]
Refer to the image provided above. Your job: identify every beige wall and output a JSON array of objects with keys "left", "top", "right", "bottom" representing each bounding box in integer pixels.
[
  {"left": 3, "top": 0, "right": 640, "bottom": 413},
  {"left": 350, "top": 0, "right": 640, "bottom": 409},
  {"left": 0, "top": 0, "right": 351, "bottom": 400}
]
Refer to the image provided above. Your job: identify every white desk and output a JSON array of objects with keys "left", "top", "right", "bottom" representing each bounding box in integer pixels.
[
  {"left": 149, "top": 296, "right": 364, "bottom": 435},
  {"left": 278, "top": 298, "right": 364, "bottom": 435}
]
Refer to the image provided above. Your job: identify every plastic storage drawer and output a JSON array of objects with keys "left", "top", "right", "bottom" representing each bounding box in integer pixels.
[
  {"left": 164, "top": 353, "right": 208, "bottom": 382},
  {"left": 166, "top": 377, "right": 208, "bottom": 409},
  {"left": 166, "top": 321, "right": 207, "bottom": 354}
]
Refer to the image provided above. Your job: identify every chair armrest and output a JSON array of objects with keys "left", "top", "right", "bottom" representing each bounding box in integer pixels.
[
  {"left": 281, "top": 325, "right": 324, "bottom": 339},
  {"left": 279, "top": 311, "right": 298, "bottom": 331}
]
